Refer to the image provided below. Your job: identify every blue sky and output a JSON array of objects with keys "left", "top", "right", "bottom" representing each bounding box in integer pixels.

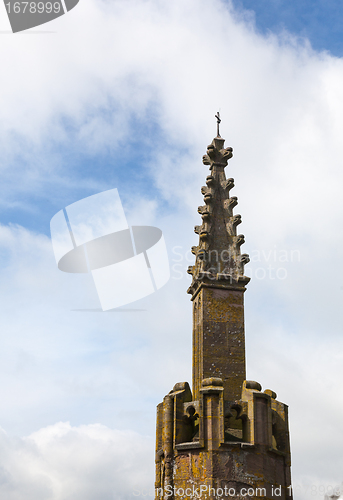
[
  {"left": 233, "top": 0, "right": 343, "bottom": 55},
  {"left": 0, "top": 0, "right": 343, "bottom": 499},
  {"left": 2, "top": 0, "right": 342, "bottom": 232}
]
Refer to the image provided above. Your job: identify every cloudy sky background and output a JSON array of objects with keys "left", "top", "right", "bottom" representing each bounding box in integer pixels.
[{"left": 0, "top": 0, "right": 343, "bottom": 498}]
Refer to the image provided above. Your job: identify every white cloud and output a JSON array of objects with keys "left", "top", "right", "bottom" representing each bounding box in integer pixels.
[{"left": 0, "top": 422, "right": 153, "bottom": 500}]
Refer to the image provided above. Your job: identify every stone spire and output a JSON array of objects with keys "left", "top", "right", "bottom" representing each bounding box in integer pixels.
[
  {"left": 187, "top": 115, "right": 250, "bottom": 297},
  {"left": 154, "top": 119, "right": 292, "bottom": 500},
  {"left": 187, "top": 116, "right": 250, "bottom": 403}
]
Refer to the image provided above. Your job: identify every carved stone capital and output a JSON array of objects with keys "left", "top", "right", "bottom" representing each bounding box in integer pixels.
[{"left": 202, "top": 137, "right": 233, "bottom": 169}]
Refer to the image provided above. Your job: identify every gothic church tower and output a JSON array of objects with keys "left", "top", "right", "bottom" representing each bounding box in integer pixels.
[{"left": 155, "top": 117, "right": 292, "bottom": 499}]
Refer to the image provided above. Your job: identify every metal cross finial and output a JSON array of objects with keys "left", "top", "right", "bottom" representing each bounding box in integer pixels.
[{"left": 215, "top": 111, "right": 221, "bottom": 137}]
